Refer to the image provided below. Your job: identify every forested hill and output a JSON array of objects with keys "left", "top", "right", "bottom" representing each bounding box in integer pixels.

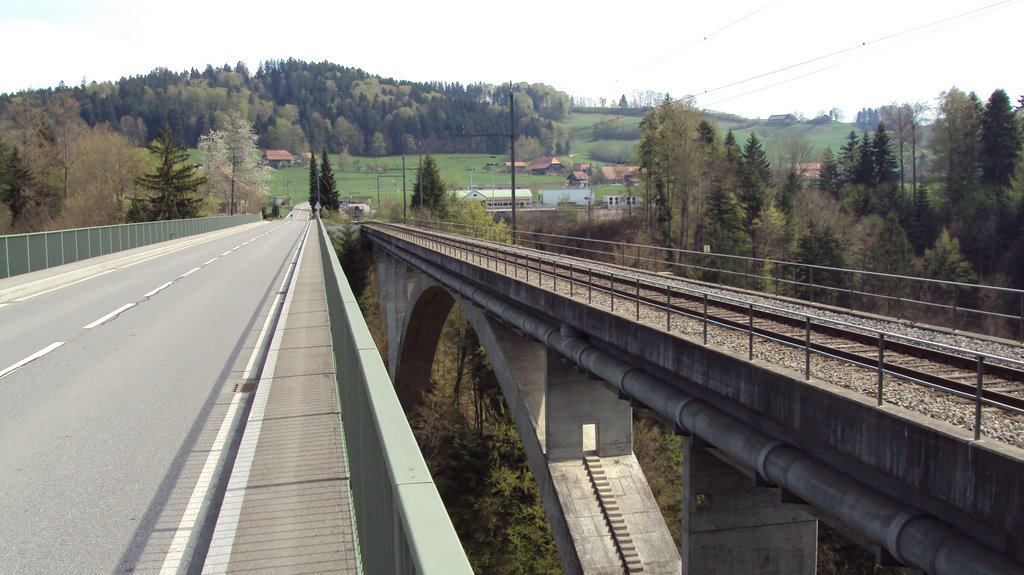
[{"left": 0, "top": 59, "right": 573, "bottom": 156}]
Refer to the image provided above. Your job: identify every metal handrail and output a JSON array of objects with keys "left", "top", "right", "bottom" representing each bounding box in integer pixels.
[
  {"left": 317, "top": 219, "right": 472, "bottom": 575},
  {"left": 378, "top": 223, "right": 1024, "bottom": 442},
  {"left": 414, "top": 219, "right": 1024, "bottom": 341}
]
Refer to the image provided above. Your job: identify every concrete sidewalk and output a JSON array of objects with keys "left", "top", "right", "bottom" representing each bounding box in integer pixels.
[{"left": 202, "top": 225, "right": 359, "bottom": 574}]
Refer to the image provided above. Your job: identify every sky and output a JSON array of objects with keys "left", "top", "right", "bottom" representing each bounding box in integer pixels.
[{"left": 1, "top": 0, "right": 1021, "bottom": 120}]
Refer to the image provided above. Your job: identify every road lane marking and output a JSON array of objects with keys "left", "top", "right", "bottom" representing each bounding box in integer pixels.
[
  {"left": 144, "top": 282, "right": 174, "bottom": 298},
  {"left": 203, "top": 258, "right": 218, "bottom": 266},
  {"left": 161, "top": 222, "right": 310, "bottom": 574},
  {"left": 0, "top": 342, "right": 65, "bottom": 380},
  {"left": 179, "top": 267, "right": 200, "bottom": 279},
  {"left": 202, "top": 223, "right": 309, "bottom": 574},
  {"left": 83, "top": 303, "right": 136, "bottom": 329},
  {"left": 158, "top": 391, "right": 244, "bottom": 575},
  {"left": 221, "top": 251, "right": 232, "bottom": 257}
]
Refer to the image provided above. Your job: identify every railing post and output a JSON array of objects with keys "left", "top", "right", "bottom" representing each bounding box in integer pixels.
[
  {"left": 588, "top": 268, "right": 593, "bottom": 304},
  {"left": 809, "top": 266, "right": 815, "bottom": 303},
  {"left": 805, "top": 317, "right": 811, "bottom": 381},
  {"left": 877, "top": 333, "right": 885, "bottom": 406},
  {"left": 748, "top": 303, "right": 754, "bottom": 360},
  {"left": 703, "top": 294, "right": 708, "bottom": 345},
  {"left": 569, "top": 262, "right": 573, "bottom": 298},
  {"left": 666, "top": 285, "right": 671, "bottom": 333},
  {"left": 975, "top": 355, "right": 985, "bottom": 440},
  {"left": 610, "top": 273, "right": 615, "bottom": 313},
  {"left": 635, "top": 277, "right": 640, "bottom": 321}
]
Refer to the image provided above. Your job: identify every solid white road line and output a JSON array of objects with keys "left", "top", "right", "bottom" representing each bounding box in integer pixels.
[
  {"left": 83, "top": 303, "right": 136, "bottom": 329},
  {"left": 161, "top": 222, "right": 310, "bottom": 575},
  {"left": 0, "top": 342, "right": 65, "bottom": 380},
  {"left": 144, "top": 282, "right": 174, "bottom": 298},
  {"left": 201, "top": 223, "right": 309, "bottom": 574},
  {"left": 158, "top": 391, "right": 244, "bottom": 575},
  {"left": 13, "top": 269, "right": 116, "bottom": 302}
]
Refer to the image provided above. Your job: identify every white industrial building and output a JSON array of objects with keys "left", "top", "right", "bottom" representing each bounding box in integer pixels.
[{"left": 540, "top": 188, "right": 595, "bottom": 207}]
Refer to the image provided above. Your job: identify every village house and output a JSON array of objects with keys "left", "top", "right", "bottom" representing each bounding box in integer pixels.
[
  {"left": 262, "top": 150, "right": 294, "bottom": 169},
  {"left": 600, "top": 165, "right": 639, "bottom": 186},
  {"left": 503, "top": 161, "right": 526, "bottom": 174},
  {"left": 567, "top": 170, "right": 589, "bottom": 187},
  {"left": 527, "top": 156, "right": 564, "bottom": 175}
]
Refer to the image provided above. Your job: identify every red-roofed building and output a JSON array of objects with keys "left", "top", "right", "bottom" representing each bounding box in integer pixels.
[
  {"left": 262, "top": 150, "right": 294, "bottom": 169},
  {"left": 527, "top": 156, "right": 564, "bottom": 175},
  {"left": 600, "top": 165, "right": 639, "bottom": 186}
]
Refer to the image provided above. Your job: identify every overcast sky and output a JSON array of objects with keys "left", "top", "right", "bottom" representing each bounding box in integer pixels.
[{"left": 2, "top": 0, "right": 1021, "bottom": 120}]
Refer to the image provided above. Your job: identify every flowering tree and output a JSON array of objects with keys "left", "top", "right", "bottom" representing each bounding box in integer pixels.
[{"left": 198, "top": 112, "right": 269, "bottom": 214}]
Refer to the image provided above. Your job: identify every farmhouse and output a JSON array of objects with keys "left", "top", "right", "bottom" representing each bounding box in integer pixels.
[
  {"left": 262, "top": 150, "right": 294, "bottom": 169},
  {"left": 527, "top": 156, "right": 564, "bottom": 175},
  {"left": 504, "top": 161, "right": 526, "bottom": 173},
  {"left": 766, "top": 114, "right": 797, "bottom": 125},
  {"left": 567, "top": 170, "right": 590, "bottom": 187},
  {"left": 600, "top": 165, "right": 639, "bottom": 186}
]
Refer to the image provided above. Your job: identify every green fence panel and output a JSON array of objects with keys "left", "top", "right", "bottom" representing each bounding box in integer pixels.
[
  {"left": 45, "top": 234, "right": 64, "bottom": 267},
  {"left": 0, "top": 214, "right": 261, "bottom": 279},
  {"left": 0, "top": 237, "right": 8, "bottom": 278},
  {"left": 27, "top": 235, "right": 47, "bottom": 273}
]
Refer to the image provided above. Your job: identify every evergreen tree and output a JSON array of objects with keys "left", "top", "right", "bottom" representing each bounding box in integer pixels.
[
  {"left": 872, "top": 122, "right": 899, "bottom": 185},
  {"left": 980, "top": 89, "right": 1022, "bottom": 188},
  {"left": 307, "top": 150, "right": 320, "bottom": 208},
  {"left": 738, "top": 132, "right": 772, "bottom": 231},
  {"left": 723, "top": 130, "right": 740, "bottom": 166},
  {"left": 931, "top": 88, "right": 983, "bottom": 211},
  {"left": 838, "top": 130, "right": 860, "bottom": 184},
  {"left": 318, "top": 149, "right": 340, "bottom": 210},
  {"left": 853, "top": 131, "right": 875, "bottom": 187},
  {"left": 817, "top": 148, "right": 842, "bottom": 198},
  {"left": 704, "top": 177, "right": 748, "bottom": 259},
  {"left": 778, "top": 169, "right": 800, "bottom": 217},
  {"left": 410, "top": 154, "right": 448, "bottom": 216},
  {"left": 131, "top": 128, "right": 206, "bottom": 221},
  {"left": 794, "top": 222, "right": 846, "bottom": 305},
  {"left": 0, "top": 141, "right": 34, "bottom": 227}
]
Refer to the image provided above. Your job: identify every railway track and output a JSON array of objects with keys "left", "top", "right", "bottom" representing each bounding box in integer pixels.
[{"left": 368, "top": 223, "right": 1024, "bottom": 417}]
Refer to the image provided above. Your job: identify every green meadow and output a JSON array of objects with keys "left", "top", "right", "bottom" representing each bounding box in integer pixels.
[{"left": 267, "top": 111, "right": 860, "bottom": 209}]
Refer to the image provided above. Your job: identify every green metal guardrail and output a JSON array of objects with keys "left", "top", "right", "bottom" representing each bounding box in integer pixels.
[
  {"left": 0, "top": 214, "right": 261, "bottom": 279},
  {"left": 317, "top": 219, "right": 472, "bottom": 575}
]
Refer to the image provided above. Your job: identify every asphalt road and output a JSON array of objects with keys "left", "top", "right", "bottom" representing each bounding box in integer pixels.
[{"left": 0, "top": 216, "right": 311, "bottom": 574}]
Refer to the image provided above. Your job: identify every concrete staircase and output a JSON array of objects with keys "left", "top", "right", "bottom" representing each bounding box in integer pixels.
[{"left": 585, "top": 455, "right": 644, "bottom": 573}]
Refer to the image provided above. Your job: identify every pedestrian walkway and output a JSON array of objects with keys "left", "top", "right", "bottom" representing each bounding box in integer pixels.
[{"left": 202, "top": 225, "right": 359, "bottom": 574}]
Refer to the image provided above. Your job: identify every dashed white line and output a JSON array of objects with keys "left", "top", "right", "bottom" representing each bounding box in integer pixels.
[
  {"left": 144, "top": 282, "right": 174, "bottom": 298},
  {"left": 179, "top": 267, "right": 200, "bottom": 279},
  {"left": 0, "top": 342, "right": 65, "bottom": 380},
  {"left": 84, "top": 303, "right": 136, "bottom": 329},
  {"left": 203, "top": 258, "right": 218, "bottom": 266},
  {"left": 221, "top": 251, "right": 232, "bottom": 257}
]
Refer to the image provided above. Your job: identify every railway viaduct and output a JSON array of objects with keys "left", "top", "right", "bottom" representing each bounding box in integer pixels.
[{"left": 363, "top": 222, "right": 1024, "bottom": 575}]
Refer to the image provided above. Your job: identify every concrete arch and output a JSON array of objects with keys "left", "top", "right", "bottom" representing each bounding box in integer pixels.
[{"left": 379, "top": 252, "right": 679, "bottom": 574}]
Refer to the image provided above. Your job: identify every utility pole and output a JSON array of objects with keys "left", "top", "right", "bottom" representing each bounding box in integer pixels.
[
  {"left": 402, "top": 155, "right": 407, "bottom": 221},
  {"left": 510, "top": 82, "right": 517, "bottom": 241}
]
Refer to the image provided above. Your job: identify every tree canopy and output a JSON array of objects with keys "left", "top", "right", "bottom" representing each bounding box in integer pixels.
[{"left": 130, "top": 128, "right": 206, "bottom": 221}]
